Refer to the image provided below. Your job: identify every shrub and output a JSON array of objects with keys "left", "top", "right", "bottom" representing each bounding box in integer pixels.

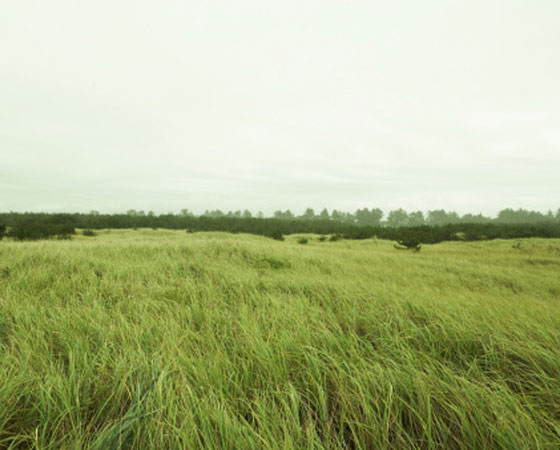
[
  {"left": 318, "top": 236, "right": 327, "bottom": 242},
  {"left": 394, "top": 238, "right": 422, "bottom": 252},
  {"left": 83, "top": 229, "right": 97, "bottom": 237},
  {"left": 329, "top": 234, "right": 342, "bottom": 242},
  {"left": 269, "top": 231, "right": 284, "bottom": 241},
  {"left": 297, "top": 238, "right": 308, "bottom": 245},
  {"left": 9, "top": 223, "right": 76, "bottom": 241},
  {"left": 0, "top": 224, "right": 6, "bottom": 240}
]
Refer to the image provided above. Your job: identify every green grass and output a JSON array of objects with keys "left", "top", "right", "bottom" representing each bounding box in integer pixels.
[{"left": 1, "top": 229, "right": 559, "bottom": 449}]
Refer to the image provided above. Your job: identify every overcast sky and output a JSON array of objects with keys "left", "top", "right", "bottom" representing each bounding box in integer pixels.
[{"left": 1, "top": 0, "right": 559, "bottom": 216}]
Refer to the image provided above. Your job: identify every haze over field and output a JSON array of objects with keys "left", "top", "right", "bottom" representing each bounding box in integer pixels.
[{"left": 1, "top": 1, "right": 559, "bottom": 214}]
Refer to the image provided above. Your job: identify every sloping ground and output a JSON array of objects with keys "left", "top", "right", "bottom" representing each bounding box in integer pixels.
[{"left": 1, "top": 230, "right": 559, "bottom": 449}]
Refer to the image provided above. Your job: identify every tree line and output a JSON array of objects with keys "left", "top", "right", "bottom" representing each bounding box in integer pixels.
[
  {"left": 1, "top": 208, "right": 560, "bottom": 243},
  {"left": 111, "top": 206, "right": 560, "bottom": 227}
]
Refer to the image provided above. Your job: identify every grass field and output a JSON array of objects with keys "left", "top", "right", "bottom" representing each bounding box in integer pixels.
[{"left": 1, "top": 229, "right": 559, "bottom": 449}]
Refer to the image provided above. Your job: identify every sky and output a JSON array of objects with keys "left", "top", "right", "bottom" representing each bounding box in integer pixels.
[{"left": 1, "top": 0, "right": 559, "bottom": 216}]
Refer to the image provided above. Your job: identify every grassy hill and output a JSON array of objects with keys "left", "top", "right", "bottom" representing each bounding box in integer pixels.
[{"left": 1, "top": 230, "right": 559, "bottom": 448}]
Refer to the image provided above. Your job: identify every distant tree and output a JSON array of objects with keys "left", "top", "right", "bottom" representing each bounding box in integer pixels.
[
  {"left": 273, "top": 210, "right": 294, "bottom": 220},
  {"left": 355, "top": 208, "right": 369, "bottom": 226},
  {"left": 256, "top": 211, "right": 264, "bottom": 219},
  {"left": 427, "top": 209, "right": 448, "bottom": 226},
  {"left": 319, "top": 208, "right": 330, "bottom": 221},
  {"left": 147, "top": 211, "right": 155, "bottom": 217},
  {"left": 1, "top": 211, "right": 560, "bottom": 243},
  {"left": 344, "top": 211, "right": 357, "bottom": 224},
  {"left": 370, "top": 208, "right": 383, "bottom": 226},
  {"left": 179, "top": 208, "right": 194, "bottom": 217},
  {"left": 461, "top": 213, "right": 491, "bottom": 223},
  {"left": 446, "top": 211, "right": 460, "bottom": 224},
  {"left": 332, "top": 210, "right": 355, "bottom": 224},
  {"left": 203, "top": 209, "right": 225, "bottom": 218},
  {"left": 496, "top": 208, "right": 515, "bottom": 223},
  {"left": 127, "top": 209, "right": 138, "bottom": 216},
  {"left": 387, "top": 209, "right": 409, "bottom": 227},
  {"left": 355, "top": 208, "right": 383, "bottom": 227},
  {"left": 495, "top": 208, "right": 547, "bottom": 224},
  {"left": 300, "top": 208, "right": 316, "bottom": 221},
  {"left": 242, "top": 210, "right": 252, "bottom": 219},
  {"left": 331, "top": 210, "right": 344, "bottom": 222},
  {"left": 407, "top": 211, "right": 425, "bottom": 226}
]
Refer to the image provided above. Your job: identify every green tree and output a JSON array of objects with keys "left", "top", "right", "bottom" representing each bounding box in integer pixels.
[
  {"left": 446, "top": 211, "right": 460, "bottom": 224},
  {"left": 407, "top": 211, "right": 425, "bottom": 226},
  {"left": 461, "top": 213, "right": 490, "bottom": 223},
  {"left": 273, "top": 210, "right": 294, "bottom": 220},
  {"left": 300, "top": 208, "right": 316, "bottom": 221},
  {"left": 427, "top": 209, "right": 448, "bottom": 226},
  {"left": 387, "top": 209, "right": 408, "bottom": 227},
  {"left": 355, "top": 208, "right": 383, "bottom": 227},
  {"left": 331, "top": 210, "right": 344, "bottom": 222}
]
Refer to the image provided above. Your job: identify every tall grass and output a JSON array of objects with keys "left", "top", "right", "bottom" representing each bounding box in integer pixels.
[{"left": 1, "top": 229, "right": 559, "bottom": 448}]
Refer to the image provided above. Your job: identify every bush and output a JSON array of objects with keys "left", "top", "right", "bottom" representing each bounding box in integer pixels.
[
  {"left": 394, "top": 238, "right": 421, "bottom": 252},
  {"left": 269, "top": 231, "right": 285, "bottom": 241},
  {"left": 0, "top": 224, "right": 5, "bottom": 241},
  {"left": 329, "top": 234, "right": 342, "bottom": 242},
  {"left": 9, "top": 223, "right": 76, "bottom": 241},
  {"left": 297, "top": 238, "right": 308, "bottom": 244},
  {"left": 318, "top": 236, "right": 327, "bottom": 242},
  {"left": 82, "top": 229, "right": 97, "bottom": 237}
]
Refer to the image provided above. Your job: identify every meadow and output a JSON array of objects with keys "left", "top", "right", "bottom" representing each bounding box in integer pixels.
[{"left": 1, "top": 229, "right": 559, "bottom": 449}]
